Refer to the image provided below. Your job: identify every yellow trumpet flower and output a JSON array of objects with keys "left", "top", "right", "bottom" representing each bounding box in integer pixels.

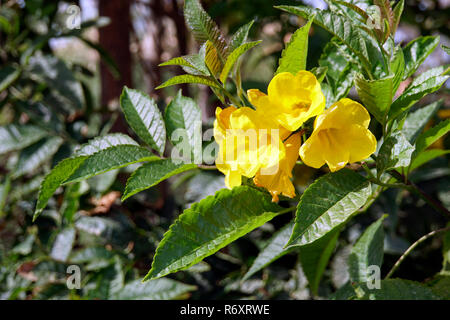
[
  {"left": 214, "top": 106, "right": 287, "bottom": 188},
  {"left": 247, "top": 71, "right": 325, "bottom": 132},
  {"left": 299, "top": 98, "right": 377, "bottom": 172},
  {"left": 254, "top": 132, "right": 301, "bottom": 202}
]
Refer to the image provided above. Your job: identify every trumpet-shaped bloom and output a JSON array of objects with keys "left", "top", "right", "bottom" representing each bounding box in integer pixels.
[
  {"left": 299, "top": 98, "right": 377, "bottom": 172},
  {"left": 247, "top": 71, "right": 325, "bottom": 132},
  {"left": 214, "top": 106, "right": 286, "bottom": 188},
  {"left": 254, "top": 132, "right": 301, "bottom": 202}
]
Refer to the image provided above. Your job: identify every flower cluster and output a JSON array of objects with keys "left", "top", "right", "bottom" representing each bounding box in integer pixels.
[{"left": 214, "top": 71, "right": 377, "bottom": 202}]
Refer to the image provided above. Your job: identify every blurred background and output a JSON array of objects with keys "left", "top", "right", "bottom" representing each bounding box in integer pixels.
[{"left": 0, "top": 0, "right": 449, "bottom": 300}]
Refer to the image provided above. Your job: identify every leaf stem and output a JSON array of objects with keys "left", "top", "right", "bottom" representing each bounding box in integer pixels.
[{"left": 385, "top": 225, "right": 450, "bottom": 279}]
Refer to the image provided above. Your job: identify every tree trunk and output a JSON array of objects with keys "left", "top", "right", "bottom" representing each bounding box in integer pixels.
[{"left": 98, "top": 0, "right": 132, "bottom": 132}]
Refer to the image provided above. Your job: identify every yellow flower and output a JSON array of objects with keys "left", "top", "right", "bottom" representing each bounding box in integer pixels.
[
  {"left": 214, "top": 106, "right": 286, "bottom": 188},
  {"left": 247, "top": 71, "right": 325, "bottom": 132},
  {"left": 299, "top": 98, "right": 377, "bottom": 172},
  {"left": 254, "top": 132, "right": 301, "bottom": 202}
]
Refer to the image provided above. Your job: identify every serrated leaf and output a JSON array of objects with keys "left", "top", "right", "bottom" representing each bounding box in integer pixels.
[
  {"left": 300, "top": 228, "right": 340, "bottom": 295},
  {"left": 276, "top": 17, "right": 314, "bottom": 75},
  {"left": 13, "top": 136, "right": 63, "bottom": 179},
  {"left": 390, "top": 45, "right": 405, "bottom": 93},
  {"left": 34, "top": 134, "right": 155, "bottom": 220},
  {"left": 34, "top": 156, "right": 87, "bottom": 221},
  {"left": 391, "top": 0, "right": 404, "bottom": 35},
  {"left": 226, "top": 20, "right": 254, "bottom": 55},
  {"left": 348, "top": 216, "right": 386, "bottom": 283},
  {"left": 111, "top": 278, "right": 196, "bottom": 300},
  {"left": 184, "top": 0, "right": 227, "bottom": 60},
  {"left": 402, "top": 36, "right": 440, "bottom": 80},
  {"left": 156, "top": 75, "right": 219, "bottom": 90},
  {"left": 205, "top": 40, "right": 222, "bottom": 76},
  {"left": 355, "top": 72, "right": 393, "bottom": 123},
  {"left": 165, "top": 90, "right": 202, "bottom": 151},
  {"left": 377, "top": 131, "right": 414, "bottom": 174},
  {"left": 277, "top": 6, "right": 371, "bottom": 70},
  {"left": 356, "top": 279, "right": 440, "bottom": 300},
  {"left": 401, "top": 100, "right": 442, "bottom": 143},
  {"left": 65, "top": 145, "right": 158, "bottom": 184},
  {"left": 220, "top": 41, "right": 261, "bottom": 83},
  {"left": 120, "top": 87, "right": 166, "bottom": 155},
  {"left": 0, "top": 65, "right": 21, "bottom": 91},
  {"left": 0, "top": 124, "right": 48, "bottom": 155},
  {"left": 389, "top": 70, "right": 449, "bottom": 120},
  {"left": 243, "top": 222, "right": 295, "bottom": 281},
  {"left": 413, "top": 119, "right": 450, "bottom": 159},
  {"left": 159, "top": 57, "right": 195, "bottom": 69},
  {"left": 287, "top": 169, "right": 372, "bottom": 247},
  {"left": 144, "top": 186, "right": 282, "bottom": 281},
  {"left": 122, "top": 159, "right": 197, "bottom": 201},
  {"left": 319, "top": 39, "right": 356, "bottom": 102},
  {"left": 50, "top": 227, "right": 76, "bottom": 262}
]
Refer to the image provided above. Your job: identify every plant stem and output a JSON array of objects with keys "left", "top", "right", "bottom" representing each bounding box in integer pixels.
[
  {"left": 389, "top": 170, "right": 450, "bottom": 219},
  {"left": 385, "top": 225, "right": 450, "bottom": 279}
]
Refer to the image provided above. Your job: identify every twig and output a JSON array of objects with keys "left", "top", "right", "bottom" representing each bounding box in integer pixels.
[{"left": 385, "top": 225, "right": 450, "bottom": 279}]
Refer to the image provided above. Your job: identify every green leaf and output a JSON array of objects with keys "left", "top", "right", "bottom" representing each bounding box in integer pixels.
[
  {"left": 122, "top": 159, "right": 197, "bottom": 201},
  {"left": 389, "top": 70, "right": 449, "bottom": 120},
  {"left": 319, "top": 39, "right": 356, "bottom": 103},
  {"left": 12, "top": 136, "right": 63, "bottom": 179},
  {"left": 156, "top": 74, "right": 219, "bottom": 90},
  {"left": 111, "top": 278, "right": 196, "bottom": 300},
  {"left": 377, "top": 131, "right": 414, "bottom": 175},
  {"left": 390, "top": 45, "right": 405, "bottom": 93},
  {"left": 300, "top": 228, "right": 340, "bottom": 295},
  {"left": 144, "top": 186, "right": 282, "bottom": 281},
  {"left": 276, "top": 6, "right": 371, "bottom": 71},
  {"left": 391, "top": 0, "right": 404, "bottom": 35},
  {"left": 402, "top": 36, "right": 440, "bottom": 80},
  {"left": 276, "top": 17, "right": 314, "bottom": 75},
  {"left": 34, "top": 156, "right": 87, "bottom": 221},
  {"left": 348, "top": 216, "right": 386, "bottom": 283},
  {"left": 50, "top": 227, "right": 76, "bottom": 262},
  {"left": 310, "top": 66, "right": 328, "bottom": 83},
  {"left": 159, "top": 56, "right": 195, "bottom": 69},
  {"left": 65, "top": 145, "right": 157, "bottom": 184},
  {"left": 0, "top": 124, "right": 48, "bottom": 155},
  {"left": 34, "top": 134, "right": 155, "bottom": 220},
  {"left": 401, "top": 100, "right": 442, "bottom": 143},
  {"left": 226, "top": 20, "right": 254, "bottom": 55},
  {"left": 120, "top": 87, "right": 166, "bottom": 155},
  {"left": 28, "top": 53, "right": 84, "bottom": 110},
  {"left": 0, "top": 65, "right": 21, "bottom": 91},
  {"left": 355, "top": 73, "right": 394, "bottom": 123},
  {"left": 220, "top": 41, "right": 261, "bottom": 83},
  {"left": 287, "top": 169, "right": 372, "bottom": 247},
  {"left": 184, "top": 0, "right": 227, "bottom": 60},
  {"left": 413, "top": 119, "right": 450, "bottom": 159},
  {"left": 410, "top": 150, "right": 450, "bottom": 172},
  {"left": 243, "top": 222, "right": 295, "bottom": 281},
  {"left": 356, "top": 279, "right": 440, "bottom": 300},
  {"left": 165, "top": 90, "right": 202, "bottom": 152}
]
